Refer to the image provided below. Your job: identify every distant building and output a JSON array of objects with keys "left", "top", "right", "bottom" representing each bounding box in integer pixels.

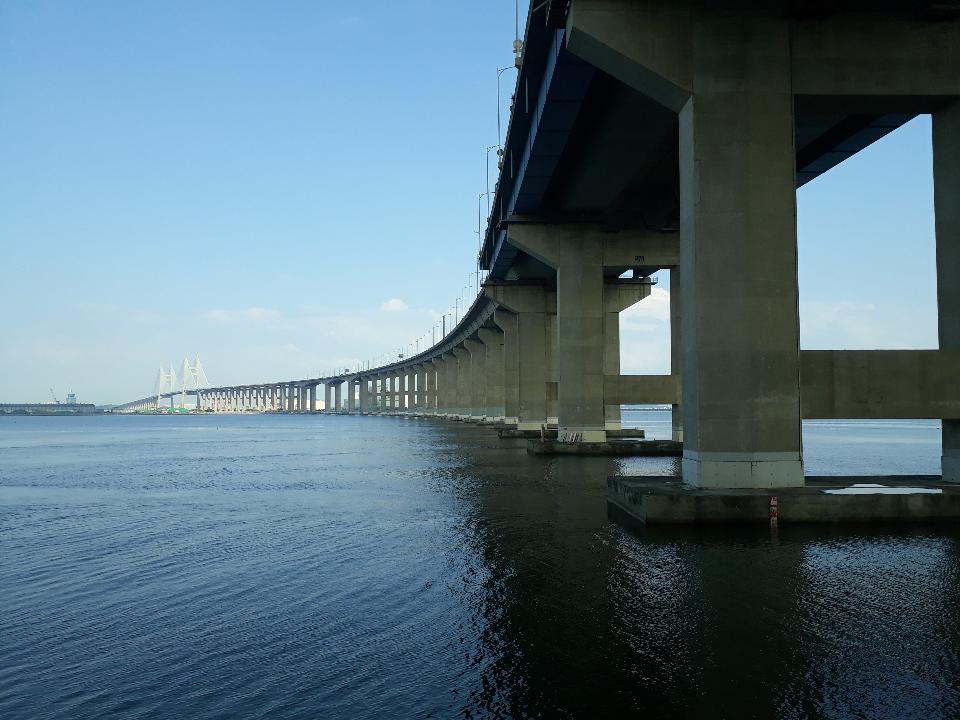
[{"left": 0, "top": 403, "right": 97, "bottom": 416}]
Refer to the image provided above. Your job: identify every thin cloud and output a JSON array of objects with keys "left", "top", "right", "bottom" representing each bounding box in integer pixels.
[{"left": 380, "top": 298, "right": 408, "bottom": 312}]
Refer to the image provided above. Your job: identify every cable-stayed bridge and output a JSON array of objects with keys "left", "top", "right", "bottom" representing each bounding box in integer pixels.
[{"left": 114, "top": 355, "right": 210, "bottom": 413}]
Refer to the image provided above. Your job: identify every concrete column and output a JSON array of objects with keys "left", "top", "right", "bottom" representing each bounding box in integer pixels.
[
  {"left": 451, "top": 347, "right": 471, "bottom": 419},
  {"left": 375, "top": 376, "right": 383, "bottom": 412},
  {"left": 464, "top": 338, "right": 486, "bottom": 420},
  {"left": 287, "top": 386, "right": 295, "bottom": 412},
  {"left": 347, "top": 380, "right": 356, "bottom": 413},
  {"left": 435, "top": 355, "right": 452, "bottom": 416},
  {"left": 602, "top": 289, "right": 622, "bottom": 432},
  {"left": 547, "top": 309, "right": 559, "bottom": 426},
  {"left": 935, "top": 100, "right": 960, "bottom": 482},
  {"left": 406, "top": 368, "right": 415, "bottom": 412},
  {"left": 358, "top": 379, "right": 368, "bottom": 413},
  {"left": 430, "top": 359, "right": 443, "bottom": 414},
  {"left": 418, "top": 366, "right": 430, "bottom": 413},
  {"left": 409, "top": 368, "right": 419, "bottom": 413},
  {"left": 395, "top": 373, "right": 406, "bottom": 412},
  {"left": 332, "top": 382, "right": 341, "bottom": 413},
  {"left": 679, "top": 12, "right": 802, "bottom": 488},
  {"left": 670, "top": 268, "right": 684, "bottom": 441},
  {"left": 517, "top": 311, "right": 549, "bottom": 431},
  {"left": 444, "top": 355, "right": 457, "bottom": 416},
  {"left": 494, "top": 310, "right": 520, "bottom": 425},
  {"left": 478, "top": 327, "right": 505, "bottom": 421}
]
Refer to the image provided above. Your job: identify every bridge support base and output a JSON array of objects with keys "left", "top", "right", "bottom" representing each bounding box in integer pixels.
[{"left": 609, "top": 476, "right": 960, "bottom": 525}]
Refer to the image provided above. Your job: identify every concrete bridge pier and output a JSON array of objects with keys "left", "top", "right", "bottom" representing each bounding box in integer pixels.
[
  {"left": 346, "top": 380, "right": 356, "bottom": 413},
  {"left": 487, "top": 286, "right": 552, "bottom": 431},
  {"left": 478, "top": 327, "right": 505, "bottom": 422},
  {"left": 674, "top": 12, "right": 803, "bottom": 488},
  {"left": 409, "top": 367, "right": 420, "bottom": 414},
  {"left": 464, "top": 338, "right": 486, "bottom": 421},
  {"left": 433, "top": 355, "right": 448, "bottom": 417},
  {"left": 358, "top": 378, "right": 369, "bottom": 414},
  {"left": 333, "top": 381, "right": 342, "bottom": 413},
  {"left": 430, "top": 358, "right": 444, "bottom": 415},
  {"left": 408, "top": 366, "right": 419, "bottom": 414},
  {"left": 504, "top": 224, "right": 667, "bottom": 442},
  {"left": 670, "top": 268, "right": 683, "bottom": 442},
  {"left": 395, "top": 373, "right": 406, "bottom": 414},
  {"left": 493, "top": 310, "right": 520, "bottom": 426},
  {"left": 451, "top": 346, "right": 471, "bottom": 420},
  {"left": 936, "top": 100, "right": 960, "bottom": 481},
  {"left": 418, "top": 366, "right": 431, "bottom": 414}
]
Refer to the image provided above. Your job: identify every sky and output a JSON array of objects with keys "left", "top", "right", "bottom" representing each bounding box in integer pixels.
[{"left": 0, "top": 1, "right": 940, "bottom": 404}]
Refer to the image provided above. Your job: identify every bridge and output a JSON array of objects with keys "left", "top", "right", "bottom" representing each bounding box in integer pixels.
[{"left": 115, "top": 0, "right": 960, "bottom": 491}]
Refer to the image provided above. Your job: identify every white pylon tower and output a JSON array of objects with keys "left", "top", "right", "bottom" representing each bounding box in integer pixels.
[
  {"left": 155, "top": 364, "right": 178, "bottom": 406},
  {"left": 180, "top": 354, "right": 211, "bottom": 408}
]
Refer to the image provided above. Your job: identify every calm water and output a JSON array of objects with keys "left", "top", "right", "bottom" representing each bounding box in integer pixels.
[{"left": 1, "top": 411, "right": 957, "bottom": 719}]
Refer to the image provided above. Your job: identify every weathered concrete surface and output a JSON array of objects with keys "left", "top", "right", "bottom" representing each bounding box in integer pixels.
[
  {"left": 608, "top": 475, "right": 960, "bottom": 525},
  {"left": 670, "top": 266, "right": 683, "bottom": 442},
  {"left": 486, "top": 286, "right": 553, "bottom": 430},
  {"left": 528, "top": 439, "right": 681, "bottom": 456},
  {"left": 678, "top": 10, "right": 803, "bottom": 489},
  {"left": 936, "top": 100, "right": 960, "bottom": 482},
  {"left": 801, "top": 350, "right": 960, "bottom": 419},
  {"left": 603, "top": 375, "right": 678, "bottom": 405}
]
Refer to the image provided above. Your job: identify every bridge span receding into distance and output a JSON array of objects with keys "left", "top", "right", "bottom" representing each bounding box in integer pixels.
[{"left": 116, "top": 0, "right": 960, "bottom": 496}]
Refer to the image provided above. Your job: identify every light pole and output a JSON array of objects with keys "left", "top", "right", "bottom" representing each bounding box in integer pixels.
[
  {"left": 497, "top": 66, "right": 517, "bottom": 147},
  {"left": 478, "top": 190, "right": 492, "bottom": 290},
  {"left": 513, "top": 0, "right": 523, "bottom": 68},
  {"left": 485, "top": 145, "right": 499, "bottom": 217}
]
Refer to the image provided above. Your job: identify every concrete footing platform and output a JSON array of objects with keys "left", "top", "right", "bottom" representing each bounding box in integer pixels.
[
  {"left": 500, "top": 428, "right": 646, "bottom": 440},
  {"left": 528, "top": 439, "right": 681, "bottom": 456},
  {"left": 608, "top": 475, "right": 960, "bottom": 525}
]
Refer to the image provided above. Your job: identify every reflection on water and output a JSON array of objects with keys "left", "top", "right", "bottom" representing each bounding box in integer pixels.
[{"left": 0, "top": 414, "right": 957, "bottom": 719}]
